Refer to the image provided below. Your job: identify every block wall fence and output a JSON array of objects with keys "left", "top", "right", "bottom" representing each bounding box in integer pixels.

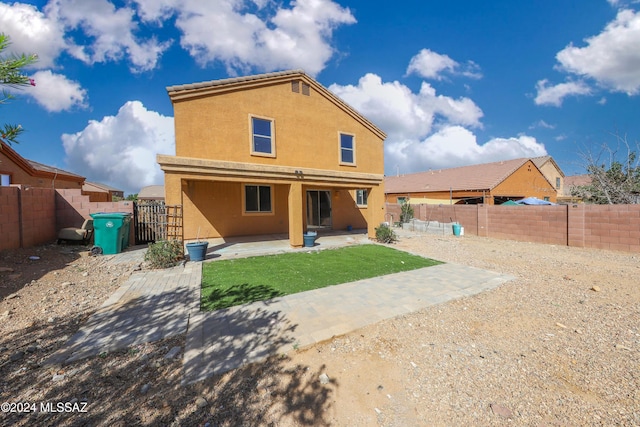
[
  {"left": 0, "top": 186, "right": 133, "bottom": 251},
  {"left": 2, "top": 190, "right": 639, "bottom": 253},
  {"left": 385, "top": 203, "right": 640, "bottom": 253}
]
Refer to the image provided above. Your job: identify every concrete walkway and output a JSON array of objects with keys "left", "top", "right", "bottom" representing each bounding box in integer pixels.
[
  {"left": 47, "top": 231, "right": 514, "bottom": 386},
  {"left": 182, "top": 262, "right": 511, "bottom": 385},
  {"left": 46, "top": 260, "right": 201, "bottom": 365}
]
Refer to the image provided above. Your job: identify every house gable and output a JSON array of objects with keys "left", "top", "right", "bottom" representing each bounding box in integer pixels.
[
  {"left": 532, "top": 155, "right": 565, "bottom": 193},
  {"left": 166, "top": 70, "right": 385, "bottom": 174}
]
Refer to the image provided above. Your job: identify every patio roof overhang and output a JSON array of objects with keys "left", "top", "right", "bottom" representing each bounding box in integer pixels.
[{"left": 157, "top": 154, "right": 384, "bottom": 188}]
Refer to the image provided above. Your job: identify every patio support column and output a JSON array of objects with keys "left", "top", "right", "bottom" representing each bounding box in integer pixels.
[
  {"left": 367, "top": 184, "right": 385, "bottom": 239},
  {"left": 288, "top": 182, "right": 304, "bottom": 247}
]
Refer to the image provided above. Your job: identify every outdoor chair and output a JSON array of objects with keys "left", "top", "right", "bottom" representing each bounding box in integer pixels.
[{"left": 57, "top": 219, "right": 94, "bottom": 245}]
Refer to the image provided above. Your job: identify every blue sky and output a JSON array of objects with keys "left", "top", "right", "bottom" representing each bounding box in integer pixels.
[{"left": 2, "top": 0, "right": 639, "bottom": 195}]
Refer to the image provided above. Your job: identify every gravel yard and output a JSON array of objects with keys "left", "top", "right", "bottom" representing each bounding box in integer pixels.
[{"left": 0, "top": 231, "right": 638, "bottom": 426}]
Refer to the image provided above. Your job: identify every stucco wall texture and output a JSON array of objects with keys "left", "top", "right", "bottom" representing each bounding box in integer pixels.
[{"left": 163, "top": 73, "right": 386, "bottom": 245}]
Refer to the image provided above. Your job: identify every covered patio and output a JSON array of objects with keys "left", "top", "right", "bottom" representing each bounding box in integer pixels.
[{"left": 184, "top": 228, "right": 372, "bottom": 261}]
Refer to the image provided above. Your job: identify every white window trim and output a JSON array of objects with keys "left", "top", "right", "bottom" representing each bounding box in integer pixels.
[
  {"left": 338, "top": 132, "right": 356, "bottom": 166},
  {"left": 249, "top": 115, "right": 276, "bottom": 158},
  {"left": 355, "top": 189, "right": 368, "bottom": 207},
  {"left": 242, "top": 184, "right": 275, "bottom": 216}
]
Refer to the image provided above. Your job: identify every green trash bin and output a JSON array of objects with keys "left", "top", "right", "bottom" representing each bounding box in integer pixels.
[
  {"left": 118, "top": 213, "right": 132, "bottom": 249},
  {"left": 90, "top": 213, "right": 130, "bottom": 255}
]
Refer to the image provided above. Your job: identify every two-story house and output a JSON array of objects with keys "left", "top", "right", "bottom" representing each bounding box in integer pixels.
[{"left": 157, "top": 70, "right": 386, "bottom": 247}]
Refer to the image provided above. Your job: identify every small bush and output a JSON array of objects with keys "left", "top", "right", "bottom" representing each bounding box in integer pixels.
[
  {"left": 375, "top": 224, "right": 397, "bottom": 244},
  {"left": 144, "top": 240, "right": 184, "bottom": 269},
  {"left": 400, "top": 201, "right": 414, "bottom": 223}
]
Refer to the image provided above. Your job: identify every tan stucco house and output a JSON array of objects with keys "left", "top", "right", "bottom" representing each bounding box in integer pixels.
[
  {"left": 157, "top": 70, "right": 386, "bottom": 247},
  {"left": 82, "top": 181, "right": 124, "bottom": 202},
  {"left": 532, "top": 156, "right": 565, "bottom": 196}
]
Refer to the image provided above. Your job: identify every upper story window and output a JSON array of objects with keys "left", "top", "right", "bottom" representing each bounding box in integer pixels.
[
  {"left": 1, "top": 174, "right": 10, "bottom": 186},
  {"left": 251, "top": 116, "right": 275, "bottom": 157},
  {"left": 356, "top": 189, "right": 368, "bottom": 207},
  {"left": 555, "top": 177, "right": 561, "bottom": 189},
  {"left": 339, "top": 133, "right": 355, "bottom": 165}
]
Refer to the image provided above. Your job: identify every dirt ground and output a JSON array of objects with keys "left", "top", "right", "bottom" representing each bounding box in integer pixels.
[{"left": 0, "top": 233, "right": 638, "bottom": 426}]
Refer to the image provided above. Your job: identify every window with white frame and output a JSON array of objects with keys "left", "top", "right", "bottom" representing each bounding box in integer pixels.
[
  {"left": 339, "top": 133, "right": 355, "bottom": 165},
  {"left": 555, "top": 177, "right": 561, "bottom": 189},
  {"left": 356, "top": 189, "right": 368, "bottom": 206},
  {"left": 251, "top": 116, "right": 275, "bottom": 156},
  {"left": 245, "top": 184, "right": 272, "bottom": 213}
]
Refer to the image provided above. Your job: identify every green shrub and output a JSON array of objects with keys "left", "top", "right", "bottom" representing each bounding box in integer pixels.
[
  {"left": 400, "top": 201, "right": 414, "bottom": 223},
  {"left": 144, "top": 240, "right": 184, "bottom": 269},
  {"left": 375, "top": 224, "right": 397, "bottom": 244}
]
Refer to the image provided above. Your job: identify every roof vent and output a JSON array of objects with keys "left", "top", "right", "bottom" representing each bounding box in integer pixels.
[{"left": 301, "top": 82, "right": 310, "bottom": 96}]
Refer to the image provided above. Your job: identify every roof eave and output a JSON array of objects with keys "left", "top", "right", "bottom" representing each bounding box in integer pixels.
[{"left": 166, "top": 70, "right": 387, "bottom": 141}]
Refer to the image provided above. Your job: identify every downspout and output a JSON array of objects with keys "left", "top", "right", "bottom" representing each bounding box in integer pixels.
[{"left": 18, "top": 186, "right": 24, "bottom": 248}]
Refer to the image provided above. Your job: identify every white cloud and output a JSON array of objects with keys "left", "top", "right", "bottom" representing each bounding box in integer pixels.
[
  {"left": 62, "top": 101, "right": 174, "bottom": 194},
  {"left": 44, "top": 0, "right": 171, "bottom": 72},
  {"left": 406, "top": 49, "right": 482, "bottom": 80},
  {"left": 387, "top": 127, "right": 547, "bottom": 175},
  {"left": 27, "top": 70, "right": 87, "bottom": 112},
  {"left": 329, "top": 73, "right": 546, "bottom": 175},
  {"left": 3, "top": 0, "right": 354, "bottom": 77},
  {"left": 556, "top": 9, "right": 640, "bottom": 94},
  {"left": 0, "top": 2, "right": 66, "bottom": 68},
  {"left": 534, "top": 79, "right": 592, "bottom": 106},
  {"left": 406, "top": 49, "right": 458, "bottom": 80},
  {"left": 329, "top": 73, "right": 483, "bottom": 142},
  {"left": 529, "top": 120, "right": 555, "bottom": 130},
  {"left": 134, "top": 0, "right": 356, "bottom": 76}
]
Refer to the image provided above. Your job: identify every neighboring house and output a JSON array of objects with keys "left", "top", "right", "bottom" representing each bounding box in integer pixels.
[
  {"left": 0, "top": 142, "right": 84, "bottom": 189},
  {"left": 532, "top": 156, "right": 565, "bottom": 196},
  {"left": 138, "top": 185, "right": 165, "bottom": 202},
  {"left": 82, "top": 181, "right": 124, "bottom": 202},
  {"left": 158, "top": 70, "right": 386, "bottom": 247},
  {"left": 559, "top": 174, "right": 592, "bottom": 204},
  {"left": 385, "top": 158, "right": 557, "bottom": 205}
]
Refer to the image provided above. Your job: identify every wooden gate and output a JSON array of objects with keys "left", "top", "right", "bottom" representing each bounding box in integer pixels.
[{"left": 133, "top": 201, "right": 183, "bottom": 244}]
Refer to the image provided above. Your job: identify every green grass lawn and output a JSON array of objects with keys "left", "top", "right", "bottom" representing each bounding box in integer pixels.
[{"left": 201, "top": 244, "right": 442, "bottom": 311}]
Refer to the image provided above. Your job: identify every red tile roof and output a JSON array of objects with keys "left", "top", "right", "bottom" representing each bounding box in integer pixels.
[
  {"left": 385, "top": 158, "right": 533, "bottom": 193},
  {"left": 564, "top": 174, "right": 591, "bottom": 187}
]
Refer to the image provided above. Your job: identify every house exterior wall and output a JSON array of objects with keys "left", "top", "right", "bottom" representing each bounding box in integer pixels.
[
  {"left": 385, "top": 160, "right": 557, "bottom": 205},
  {"left": 82, "top": 191, "right": 110, "bottom": 202},
  {"left": 180, "top": 180, "right": 290, "bottom": 239},
  {"left": 492, "top": 160, "right": 557, "bottom": 203},
  {"left": 172, "top": 81, "right": 383, "bottom": 173},
  {"left": 537, "top": 161, "right": 564, "bottom": 195},
  {"left": 163, "top": 73, "right": 385, "bottom": 246},
  {"left": 0, "top": 149, "right": 82, "bottom": 189}
]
